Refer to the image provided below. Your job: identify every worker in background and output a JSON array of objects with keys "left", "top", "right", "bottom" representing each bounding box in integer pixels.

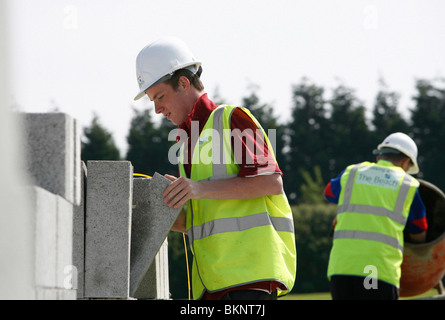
[
  {"left": 133, "top": 37, "right": 296, "bottom": 300},
  {"left": 324, "top": 132, "right": 428, "bottom": 300}
]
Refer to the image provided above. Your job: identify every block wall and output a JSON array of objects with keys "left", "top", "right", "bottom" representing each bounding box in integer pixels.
[
  {"left": 22, "top": 113, "right": 80, "bottom": 300},
  {"left": 17, "top": 112, "right": 180, "bottom": 300}
]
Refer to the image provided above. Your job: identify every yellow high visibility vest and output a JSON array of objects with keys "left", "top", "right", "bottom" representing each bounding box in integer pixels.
[
  {"left": 327, "top": 160, "right": 419, "bottom": 287},
  {"left": 179, "top": 105, "right": 296, "bottom": 300}
]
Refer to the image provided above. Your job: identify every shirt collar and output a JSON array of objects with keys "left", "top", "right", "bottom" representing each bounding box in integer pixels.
[
  {"left": 178, "top": 93, "right": 217, "bottom": 138},
  {"left": 377, "top": 159, "right": 396, "bottom": 168}
]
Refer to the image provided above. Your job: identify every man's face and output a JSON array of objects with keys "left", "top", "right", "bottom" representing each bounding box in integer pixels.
[{"left": 146, "top": 82, "right": 189, "bottom": 125}]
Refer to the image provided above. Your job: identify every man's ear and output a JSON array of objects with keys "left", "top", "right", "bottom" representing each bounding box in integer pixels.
[
  {"left": 401, "top": 157, "right": 412, "bottom": 172},
  {"left": 178, "top": 76, "right": 191, "bottom": 91}
]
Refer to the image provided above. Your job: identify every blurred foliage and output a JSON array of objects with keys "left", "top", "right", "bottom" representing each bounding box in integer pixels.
[
  {"left": 291, "top": 203, "right": 337, "bottom": 293},
  {"left": 168, "top": 232, "right": 193, "bottom": 300},
  {"left": 81, "top": 114, "right": 120, "bottom": 161},
  {"left": 299, "top": 166, "right": 326, "bottom": 204},
  {"left": 410, "top": 78, "right": 445, "bottom": 189},
  {"left": 126, "top": 108, "right": 178, "bottom": 177}
]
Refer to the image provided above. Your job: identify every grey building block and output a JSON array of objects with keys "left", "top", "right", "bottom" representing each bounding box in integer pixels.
[
  {"left": 73, "top": 118, "right": 81, "bottom": 205},
  {"left": 156, "top": 240, "right": 170, "bottom": 299},
  {"left": 35, "top": 287, "right": 58, "bottom": 300},
  {"left": 56, "top": 195, "right": 73, "bottom": 289},
  {"left": 28, "top": 185, "right": 75, "bottom": 294},
  {"left": 130, "top": 172, "right": 181, "bottom": 298},
  {"left": 84, "top": 161, "right": 133, "bottom": 298},
  {"left": 73, "top": 161, "right": 87, "bottom": 298},
  {"left": 35, "top": 287, "right": 77, "bottom": 300},
  {"left": 132, "top": 239, "right": 170, "bottom": 299},
  {"left": 29, "top": 186, "right": 57, "bottom": 288},
  {"left": 22, "top": 113, "right": 81, "bottom": 205},
  {"left": 57, "top": 289, "right": 77, "bottom": 300}
]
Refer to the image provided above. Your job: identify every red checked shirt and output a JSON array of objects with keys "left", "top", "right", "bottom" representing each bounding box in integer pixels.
[
  {"left": 178, "top": 93, "right": 282, "bottom": 179},
  {"left": 177, "top": 93, "right": 286, "bottom": 300}
]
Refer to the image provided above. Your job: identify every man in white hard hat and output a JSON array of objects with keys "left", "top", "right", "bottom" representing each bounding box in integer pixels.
[
  {"left": 133, "top": 37, "right": 296, "bottom": 300},
  {"left": 324, "top": 132, "right": 428, "bottom": 300}
]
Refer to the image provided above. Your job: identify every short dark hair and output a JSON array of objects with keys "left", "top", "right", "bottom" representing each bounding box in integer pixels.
[
  {"left": 379, "top": 152, "right": 412, "bottom": 165},
  {"left": 165, "top": 67, "right": 204, "bottom": 91}
]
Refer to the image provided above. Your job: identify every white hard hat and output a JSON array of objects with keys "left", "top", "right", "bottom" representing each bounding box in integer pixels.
[
  {"left": 374, "top": 132, "right": 419, "bottom": 174},
  {"left": 134, "top": 37, "right": 201, "bottom": 100}
]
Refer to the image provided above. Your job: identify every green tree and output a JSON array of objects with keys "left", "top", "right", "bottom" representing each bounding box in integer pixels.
[
  {"left": 242, "top": 83, "right": 279, "bottom": 131},
  {"left": 167, "top": 232, "right": 193, "bottom": 300},
  {"left": 241, "top": 84, "right": 287, "bottom": 177},
  {"left": 411, "top": 78, "right": 445, "bottom": 190},
  {"left": 299, "top": 166, "right": 326, "bottom": 204},
  {"left": 286, "top": 78, "right": 329, "bottom": 203},
  {"left": 126, "top": 108, "right": 177, "bottom": 177},
  {"left": 327, "top": 82, "right": 373, "bottom": 177},
  {"left": 372, "top": 79, "right": 409, "bottom": 142},
  {"left": 212, "top": 85, "right": 226, "bottom": 105},
  {"left": 292, "top": 203, "right": 337, "bottom": 293},
  {"left": 81, "top": 114, "right": 120, "bottom": 161}
]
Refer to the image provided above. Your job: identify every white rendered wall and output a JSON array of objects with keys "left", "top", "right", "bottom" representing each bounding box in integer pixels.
[{"left": 0, "top": 0, "right": 35, "bottom": 299}]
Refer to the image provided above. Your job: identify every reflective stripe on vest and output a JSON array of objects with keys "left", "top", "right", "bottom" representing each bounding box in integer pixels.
[
  {"left": 334, "top": 230, "right": 404, "bottom": 251},
  {"left": 210, "top": 106, "right": 229, "bottom": 178},
  {"left": 187, "top": 211, "right": 295, "bottom": 242},
  {"left": 334, "top": 163, "right": 413, "bottom": 251}
]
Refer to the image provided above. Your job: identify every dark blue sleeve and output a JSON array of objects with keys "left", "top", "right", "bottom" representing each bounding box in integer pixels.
[
  {"left": 405, "top": 189, "right": 428, "bottom": 234},
  {"left": 324, "top": 170, "right": 345, "bottom": 204}
]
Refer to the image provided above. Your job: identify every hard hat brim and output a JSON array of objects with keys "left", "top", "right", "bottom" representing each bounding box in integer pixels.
[
  {"left": 133, "top": 63, "right": 202, "bottom": 101},
  {"left": 407, "top": 161, "right": 419, "bottom": 175},
  {"left": 134, "top": 90, "right": 147, "bottom": 101}
]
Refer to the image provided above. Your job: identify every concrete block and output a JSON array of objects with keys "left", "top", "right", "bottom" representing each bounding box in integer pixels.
[
  {"left": 35, "top": 287, "right": 58, "bottom": 300},
  {"left": 73, "top": 161, "right": 87, "bottom": 298},
  {"left": 26, "top": 185, "right": 76, "bottom": 299},
  {"left": 30, "top": 186, "right": 74, "bottom": 291},
  {"left": 35, "top": 287, "right": 77, "bottom": 300},
  {"left": 23, "top": 113, "right": 81, "bottom": 205},
  {"left": 57, "top": 289, "right": 77, "bottom": 300},
  {"left": 73, "top": 117, "right": 81, "bottom": 204},
  {"left": 56, "top": 195, "right": 73, "bottom": 289},
  {"left": 29, "top": 186, "right": 57, "bottom": 288},
  {"left": 130, "top": 172, "right": 181, "bottom": 298},
  {"left": 84, "top": 161, "right": 133, "bottom": 298},
  {"left": 156, "top": 240, "right": 170, "bottom": 299},
  {"left": 132, "top": 239, "right": 170, "bottom": 299}
]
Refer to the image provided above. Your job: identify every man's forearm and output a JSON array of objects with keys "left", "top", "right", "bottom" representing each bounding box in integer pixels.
[
  {"left": 164, "top": 173, "right": 283, "bottom": 209},
  {"left": 171, "top": 209, "right": 186, "bottom": 233},
  {"left": 197, "top": 174, "right": 283, "bottom": 200}
]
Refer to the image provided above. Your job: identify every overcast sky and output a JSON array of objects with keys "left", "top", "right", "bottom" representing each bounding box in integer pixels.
[{"left": 5, "top": 0, "right": 445, "bottom": 153}]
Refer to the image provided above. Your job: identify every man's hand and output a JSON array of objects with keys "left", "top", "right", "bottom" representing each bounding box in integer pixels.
[
  {"left": 163, "top": 174, "right": 202, "bottom": 209},
  {"left": 409, "top": 231, "right": 427, "bottom": 243}
]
